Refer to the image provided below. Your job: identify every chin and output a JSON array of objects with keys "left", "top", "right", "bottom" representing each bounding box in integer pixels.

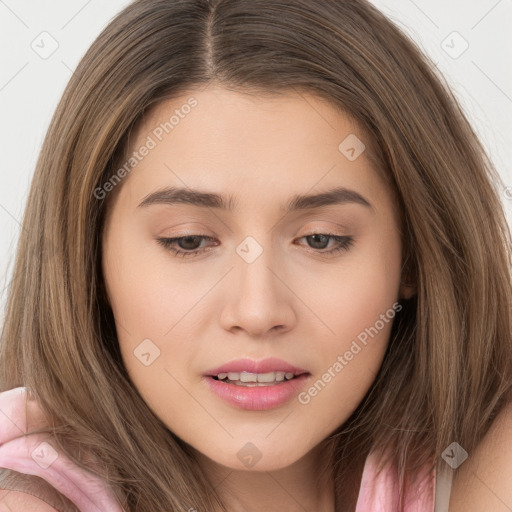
[{"left": 203, "top": 444, "right": 307, "bottom": 473}]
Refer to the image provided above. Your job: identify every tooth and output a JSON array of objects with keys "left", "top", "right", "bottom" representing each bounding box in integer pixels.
[
  {"left": 218, "top": 370, "right": 299, "bottom": 384},
  {"left": 240, "top": 372, "right": 258, "bottom": 383},
  {"left": 257, "top": 372, "right": 277, "bottom": 383}
]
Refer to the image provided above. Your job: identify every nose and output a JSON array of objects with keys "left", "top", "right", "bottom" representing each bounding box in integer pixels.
[{"left": 219, "top": 245, "right": 296, "bottom": 337}]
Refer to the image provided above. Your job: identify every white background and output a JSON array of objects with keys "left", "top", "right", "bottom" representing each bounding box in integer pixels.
[{"left": 1, "top": 0, "right": 511, "bottom": 325}]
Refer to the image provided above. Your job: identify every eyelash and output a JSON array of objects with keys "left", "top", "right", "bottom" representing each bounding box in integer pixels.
[{"left": 156, "top": 233, "right": 355, "bottom": 258}]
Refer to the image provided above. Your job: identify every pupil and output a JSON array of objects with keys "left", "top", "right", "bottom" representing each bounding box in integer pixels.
[
  {"left": 309, "top": 234, "right": 328, "bottom": 249},
  {"left": 180, "top": 236, "right": 201, "bottom": 250}
]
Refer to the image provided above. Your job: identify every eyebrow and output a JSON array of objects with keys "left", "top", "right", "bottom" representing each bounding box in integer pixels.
[{"left": 137, "top": 185, "right": 373, "bottom": 213}]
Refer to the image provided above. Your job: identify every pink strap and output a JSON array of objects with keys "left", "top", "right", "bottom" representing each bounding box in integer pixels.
[{"left": 0, "top": 387, "right": 125, "bottom": 512}]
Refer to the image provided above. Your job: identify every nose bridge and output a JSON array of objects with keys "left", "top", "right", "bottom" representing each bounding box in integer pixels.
[
  {"left": 234, "top": 234, "right": 280, "bottom": 305},
  {"left": 219, "top": 233, "right": 295, "bottom": 335}
]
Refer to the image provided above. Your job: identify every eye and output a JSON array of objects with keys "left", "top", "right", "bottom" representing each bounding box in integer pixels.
[
  {"left": 296, "top": 233, "right": 355, "bottom": 255},
  {"left": 156, "top": 235, "right": 218, "bottom": 258},
  {"left": 156, "top": 232, "right": 354, "bottom": 258}
]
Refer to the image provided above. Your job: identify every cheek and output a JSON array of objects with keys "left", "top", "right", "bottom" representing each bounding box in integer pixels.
[
  {"left": 296, "top": 232, "right": 402, "bottom": 427},
  {"left": 308, "top": 228, "right": 402, "bottom": 345},
  {"left": 102, "top": 236, "right": 205, "bottom": 409},
  {"left": 107, "top": 269, "right": 202, "bottom": 396},
  {"left": 296, "top": 305, "right": 398, "bottom": 440},
  {"left": 107, "top": 262, "right": 199, "bottom": 430},
  {"left": 104, "top": 235, "right": 206, "bottom": 341}
]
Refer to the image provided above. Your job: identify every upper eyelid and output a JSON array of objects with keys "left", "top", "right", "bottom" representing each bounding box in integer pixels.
[{"left": 161, "top": 231, "right": 347, "bottom": 241}]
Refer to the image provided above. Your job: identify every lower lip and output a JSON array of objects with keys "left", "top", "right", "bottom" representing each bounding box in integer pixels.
[{"left": 203, "top": 374, "right": 311, "bottom": 411}]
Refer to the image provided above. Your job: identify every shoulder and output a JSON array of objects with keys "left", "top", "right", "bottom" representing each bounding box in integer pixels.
[
  {"left": 449, "top": 399, "right": 512, "bottom": 511},
  {"left": 0, "top": 488, "right": 61, "bottom": 511}
]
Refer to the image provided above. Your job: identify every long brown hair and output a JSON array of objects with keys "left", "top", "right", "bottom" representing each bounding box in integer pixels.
[{"left": 1, "top": 0, "right": 511, "bottom": 510}]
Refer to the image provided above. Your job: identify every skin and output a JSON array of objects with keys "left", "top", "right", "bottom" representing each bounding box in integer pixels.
[
  {"left": 448, "top": 401, "right": 512, "bottom": 511},
  {"left": 101, "top": 85, "right": 414, "bottom": 511}
]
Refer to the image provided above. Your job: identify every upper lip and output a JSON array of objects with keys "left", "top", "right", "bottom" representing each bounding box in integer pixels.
[{"left": 204, "top": 357, "right": 309, "bottom": 376}]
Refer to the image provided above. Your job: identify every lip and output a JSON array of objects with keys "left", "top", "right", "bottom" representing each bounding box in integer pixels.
[
  {"left": 203, "top": 357, "right": 311, "bottom": 411},
  {"left": 204, "top": 357, "right": 309, "bottom": 376},
  {"left": 203, "top": 373, "right": 311, "bottom": 411}
]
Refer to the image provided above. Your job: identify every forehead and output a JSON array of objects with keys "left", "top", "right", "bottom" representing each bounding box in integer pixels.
[
  {"left": 134, "top": 85, "right": 362, "bottom": 150},
  {"left": 112, "top": 85, "right": 395, "bottom": 217}
]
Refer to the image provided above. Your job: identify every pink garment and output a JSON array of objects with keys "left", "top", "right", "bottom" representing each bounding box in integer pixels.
[
  {"left": 354, "top": 447, "right": 435, "bottom": 511},
  {"left": 0, "top": 387, "right": 124, "bottom": 512},
  {"left": 0, "top": 387, "right": 435, "bottom": 512}
]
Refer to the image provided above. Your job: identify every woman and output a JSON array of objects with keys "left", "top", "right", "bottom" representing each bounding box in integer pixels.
[{"left": 1, "top": 0, "right": 511, "bottom": 510}]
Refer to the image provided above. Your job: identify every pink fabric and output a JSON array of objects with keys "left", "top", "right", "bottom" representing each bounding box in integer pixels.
[
  {"left": 354, "top": 447, "right": 435, "bottom": 511},
  {"left": 0, "top": 387, "right": 435, "bottom": 511},
  {"left": 0, "top": 387, "right": 125, "bottom": 512}
]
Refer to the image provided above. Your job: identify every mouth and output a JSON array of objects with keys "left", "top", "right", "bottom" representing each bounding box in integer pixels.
[
  {"left": 210, "top": 370, "right": 308, "bottom": 387},
  {"left": 203, "top": 358, "right": 311, "bottom": 410}
]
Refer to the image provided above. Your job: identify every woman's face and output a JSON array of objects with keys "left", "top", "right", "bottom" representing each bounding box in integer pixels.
[{"left": 102, "top": 85, "right": 411, "bottom": 472}]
